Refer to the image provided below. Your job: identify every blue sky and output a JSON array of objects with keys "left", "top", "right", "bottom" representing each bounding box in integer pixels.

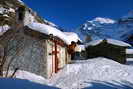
[{"left": 23, "top": 0, "right": 133, "bottom": 29}]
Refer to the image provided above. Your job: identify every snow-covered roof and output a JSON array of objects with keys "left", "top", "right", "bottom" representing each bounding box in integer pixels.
[
  {"left": 86, "top": 39, "right": 103, "bottom": 47},
  {"left": 86, "top": 39, "right": 131, "bottom": 47},
  {"left": 27, "top": 22, "right": 80, "bottom": 45},
  {"left": 107, "top": 39, "right": 131, "bottom": 47},
  {"left": 63, "top": 32, "right": 81, "bottom": 43}
]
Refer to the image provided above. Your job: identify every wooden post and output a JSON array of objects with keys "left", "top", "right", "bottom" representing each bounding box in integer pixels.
[{"left": 54, "top": 40, "right": 58, "bottom": 73}]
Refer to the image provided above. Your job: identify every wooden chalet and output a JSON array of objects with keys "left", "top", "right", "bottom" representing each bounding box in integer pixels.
[{"left": 86, "top": 39, "right": 131, "bottom": 64}]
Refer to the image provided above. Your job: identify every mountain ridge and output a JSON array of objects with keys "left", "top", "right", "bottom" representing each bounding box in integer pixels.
[{"left": 75, "top": 12, "right": 133, "bottom": 45}]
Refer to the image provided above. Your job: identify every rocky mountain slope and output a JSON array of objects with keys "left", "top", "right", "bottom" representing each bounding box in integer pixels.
[
  {"left": 0, "top": 0, "right": 59, "bottom": 35},
  {"left": 76, "top": 11, "right": 133, "bottom": 45}
]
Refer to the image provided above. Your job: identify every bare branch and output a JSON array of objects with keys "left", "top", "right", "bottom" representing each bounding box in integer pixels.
[{"left": 10, "top": 68, "right": 19, "bottom": 78}]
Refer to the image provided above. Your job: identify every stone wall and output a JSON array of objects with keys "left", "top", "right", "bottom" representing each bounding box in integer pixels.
[{"left": 1, "top": 31, "right": 47, "bottom": 78}]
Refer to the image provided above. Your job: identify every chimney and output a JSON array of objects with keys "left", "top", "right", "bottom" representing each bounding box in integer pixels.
[{"left": 16, "top": 5, "right": 26, "bottom": 29}]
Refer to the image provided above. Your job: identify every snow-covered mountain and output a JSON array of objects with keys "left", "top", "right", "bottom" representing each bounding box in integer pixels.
[{"left": 76, "top": 12, "right": 133, "bottom": 45}]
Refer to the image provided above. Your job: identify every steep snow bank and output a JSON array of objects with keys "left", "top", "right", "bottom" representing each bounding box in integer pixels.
[{"left": 50, "top": 58, "right": 133, "bottom": 89}]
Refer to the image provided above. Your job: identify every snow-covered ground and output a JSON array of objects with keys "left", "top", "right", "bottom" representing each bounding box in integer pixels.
[
  {"left": 1, "top": 57, "right": 133, "bottom": 89},
  {"left": 3, "top": 70, "right": 48, "bottom": 85},
  {"left": 1, "top": 32, "right": 133, "bottom": 89},
  {"left": 15, "top": 70, "right": 48, "bottom": 84},
  {"left": 49, "top": 58, "right": 133, "bottom": 89}
]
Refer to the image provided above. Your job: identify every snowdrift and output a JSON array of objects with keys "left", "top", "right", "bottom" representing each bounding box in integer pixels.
[{"left": 50, "top": 57, "right": 133, "bottom": 89}]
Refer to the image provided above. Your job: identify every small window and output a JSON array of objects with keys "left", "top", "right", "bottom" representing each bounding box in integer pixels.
[{"left": 17, "top": 6, "right": 25, "bottom": 21}]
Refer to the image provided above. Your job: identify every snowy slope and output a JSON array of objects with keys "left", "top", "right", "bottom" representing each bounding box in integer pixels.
[
  {"left": 15, "top": 70, "right": 48, "bottom": 84},
  {"left": 3, "top": 70, "right": 49, "bottom": 85},
  {"left": 3, "top": 58, "right": 133, "bottom": 89},
  {"left": 76, "top": 17, "right": 117, "bottom": 42},
  {"left": 76, "top": 12, "right": 133, "bottom": 45},
  {"left": 49, "top": 58, "right": 133, "bottom": 89}
]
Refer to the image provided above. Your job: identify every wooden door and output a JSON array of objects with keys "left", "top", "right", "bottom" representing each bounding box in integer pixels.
[
  {"left": 47, "top": 40, "right": 55, "bottom": 77},
  {"left": 58, "top": 46, "right": 66, "bottom": 69}
]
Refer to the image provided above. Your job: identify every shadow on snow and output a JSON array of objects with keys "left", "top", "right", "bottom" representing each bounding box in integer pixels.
[
  {"left": 0, "top": 78, "right": 59, "bottom": 89},
  {"left": 83, "top": 80, "right": 133, "bottom": 89}
]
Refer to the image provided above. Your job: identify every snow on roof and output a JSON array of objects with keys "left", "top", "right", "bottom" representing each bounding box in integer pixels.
[
  {"left": 85, "top": 39, "right": 103, "bottom": 47},
  {"left": 27, "top": 22, "right": 80, "bottom": 45},
  {"left": 107, "top": 39, "right": 131, "bottom": 47},
  {"left": 86, "top": 39, "right": 131, "bottom": 47},
  {"left": 63, "top": 32, "right": 81, "bottom": 43}
]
